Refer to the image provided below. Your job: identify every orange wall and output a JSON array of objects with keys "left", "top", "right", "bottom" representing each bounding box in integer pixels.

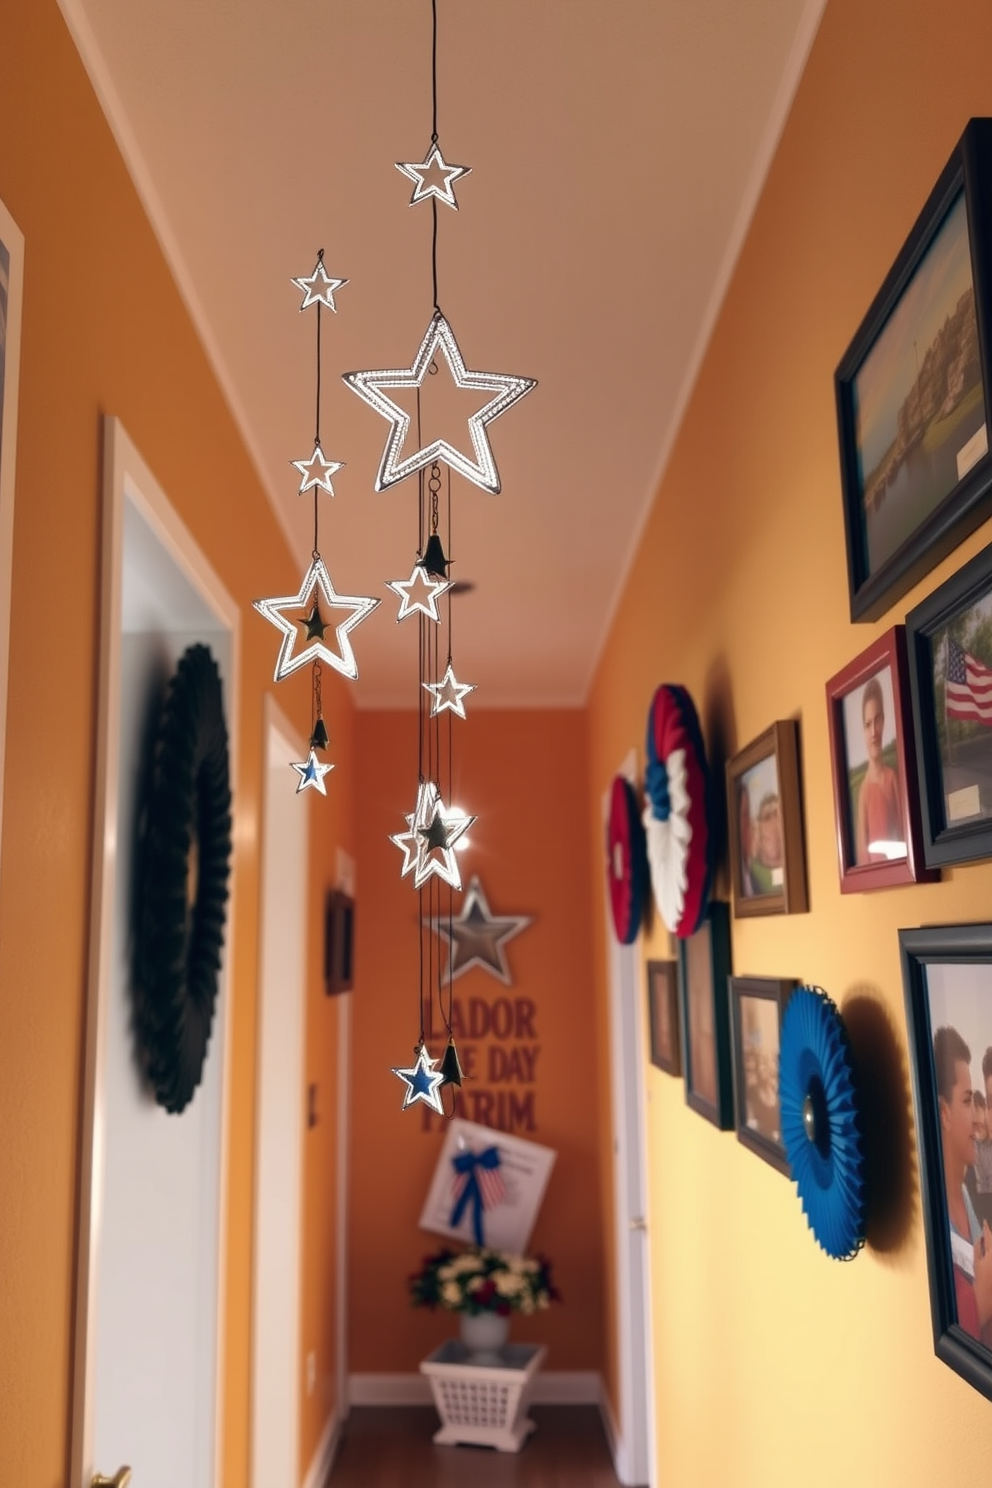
[
  {"left": 588, "top": 0, "right": 992, "bottom": 1483},
  {"left": 0, "top": 3, "right": 352, "bottom": 1484},
  {"left": 350, "top": 708, "right": 605, "bottom": 1373}
]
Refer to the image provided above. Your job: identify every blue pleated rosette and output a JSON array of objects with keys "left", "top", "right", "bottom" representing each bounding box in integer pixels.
[{"left": 779, "top": 987, "right": 866, "bottom": 1261}]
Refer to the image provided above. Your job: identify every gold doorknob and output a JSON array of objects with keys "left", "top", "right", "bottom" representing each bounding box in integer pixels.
[{"left": 92, "top": 1469, "right": 132, "bottom": 1488}]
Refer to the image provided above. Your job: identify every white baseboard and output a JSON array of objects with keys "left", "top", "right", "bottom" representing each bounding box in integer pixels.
[
  {"left": 301, "top": 1406, "right": 342, "bottom": 1488},
  {"left": 348, "top": 1370, "right": 603, "bottom": 1408}
]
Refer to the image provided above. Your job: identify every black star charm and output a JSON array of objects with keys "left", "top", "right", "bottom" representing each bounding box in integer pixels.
[{"left": 299, "top": 602, "right": 328, "bottom": 641}]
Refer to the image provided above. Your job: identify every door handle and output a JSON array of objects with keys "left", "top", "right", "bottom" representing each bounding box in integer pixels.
[{"left": 92, "top": 1469, "right": 132, "bottom": 1488}]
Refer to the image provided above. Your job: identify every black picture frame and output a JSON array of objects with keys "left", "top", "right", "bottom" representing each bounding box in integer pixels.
[
  {"left": 729, "top": 976, "right": 796, "bottom": 1174},
  {"left": 836, "top": 117, "right": 992, "bottom": 622},
  {"left": 646, "top": 959, "right": 681, "bottom": 1077},
  {"left": 677, "top": 902, "right": 733, "bottom": 1129},
  {"left": 906, "top": 536, "right": 992, "bottom": 867},
  {"left": 900, "top": 922, "right": 992, "bottom": 1400},
  {"left": 324, "top": 889, "right": 354, "bottom": 995}
]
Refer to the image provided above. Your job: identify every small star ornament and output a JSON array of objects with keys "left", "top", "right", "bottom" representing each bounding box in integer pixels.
[
  {"left": 429, "top": 875, "right": 533, "bottom": 984},
  {"left": 390, "top": 781, "right": 475, "bottom": 889},
  {"left": 292, "top": 258, "right": 348, "bottom": 312},
  {"left": 292, "top": 443, "right": 344, "bottom": 496},
  {"left": 395, "top": 142, "right": 471, "bottom": 209},
  {"left": 387, "top": 562, "right": 454, "bottom": 623},
  {"left": 342, "top": 310, "right": 536, "bottom": 494},
  {"left": 391, "top": 1043, "right": 445, "bottom": 1114},
  {"left": 291, "top": 749, "right": 334, "bottom": 796},
  {"left": 423, "top": 663, "right": 475, "bottom": 719},
  {"left": 253, "top": 557, "right": 380, "bottom": 681}
]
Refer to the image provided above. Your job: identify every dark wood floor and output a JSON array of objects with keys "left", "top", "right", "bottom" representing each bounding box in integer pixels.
[{"left": 327, "top": 1405, "right": 624, "bottom": 1488}]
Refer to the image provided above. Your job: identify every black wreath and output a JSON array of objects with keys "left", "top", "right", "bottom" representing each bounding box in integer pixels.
[{"left": 134, "top": 643, "right": 233, "bottom": 1114}]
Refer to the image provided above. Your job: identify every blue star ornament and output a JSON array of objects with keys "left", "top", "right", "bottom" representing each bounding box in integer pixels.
[
  {"left": 391, "top": 1044, "right": 445, "bottom": 1114},
  {"left": 342, "top": 311, "right": 536, "bottom": 494},
  {"left": 291, "top": 749, "right": 334, "bottom": 796},
  {"left": 292, "top": 259, "right": 348, "bottom": 312},
  {"left": 395, "top": 142, "right": 471, "bottom": 208},
  {"left": 292, "top": 443, "right": 344, "bottom": 496},
  {"left": 253, "top": 557, "right": 380, "bottom": 682},
  {"left": 387, "top": 562, "right": 454, "bottom": 623}
]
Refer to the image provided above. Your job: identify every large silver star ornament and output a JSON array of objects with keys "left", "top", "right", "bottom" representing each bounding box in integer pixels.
[
  {"left": 387, "top": 562, "right": 454, "bottom": 623},
  {"left": 423, "top": 664, "right": 475, "bottom": 719},
  {"left": 292, "top": 443, "right": 344, "bottom": 496},
  {"left": 292, "top": 260, "right": 348, "bottom": 312},
  {"left": 395, "top": 142, "right": 471, "bottom": 209},
  {"left": 253, "top": 557, "right": 380, "bottom": 681},
  {"left": 342, "top": 311, "right": 536, "bottom": 494},
  {"left": 291, "top": 749, "right": 334, "bottom": 796},
  {"left": 429, "top": 875, "right": 533, "bottom": 984},
  {"left": 391, "top": 1044, "right": 445, "bottom": 1114}
]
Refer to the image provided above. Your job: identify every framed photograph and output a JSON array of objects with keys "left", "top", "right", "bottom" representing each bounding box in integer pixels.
[
  {"left": 646, "top": 959, "right": 680, "bottom": 1076},
  {"left": 826, "top": 626, "right": 938, "bottom": 890},
  {"left": 729, "top": 976, "right": 796, "bottom": 1174},
  {"left": 906, "top": 537, "right": 992, "bottom": 866},
  {"left": 836, "top": 118, "right": 992, "bottom": 621},
  {"left": 678, "top": 901, "right": 733, "bottom": 1129},
  {"left": 900, "top": 923, "right": 992, "bottom": 1399},
  {"left": 324, "top": 888, "right": 355, "bottom": 994},
  {"left": 725, "top": 721, "right": 808, "bottom": 918},
  {"left": 0, "top": 194, "right": 24, "bottom": 879}
]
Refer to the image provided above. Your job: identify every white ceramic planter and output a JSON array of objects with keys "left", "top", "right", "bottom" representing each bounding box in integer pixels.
[{"left": 459, "top": 1310, "right": 510, "bottom": 1357}]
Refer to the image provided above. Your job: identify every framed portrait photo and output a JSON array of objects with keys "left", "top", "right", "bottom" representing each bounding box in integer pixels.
[
  {"left": 906, "top": 537, "right": 992, "bottom": 867},
  {"left": 646, "top": 959, "right": 680, "bottom": 1077},
  {"left": 729, "top": 976, "right": 796, "bottom": 1175},
  {"left": 836, "top": 118, "right": 992, "bottom": 622},
  {"left": 825, "top": 625, "right": 937, "bottom": 891},
  {"left": 900, "top": 923, "right": 992, "bottom": 1400},
  {"left": 0, "top": 194, "right": 24, "bottom": 878},
  {"left": 677, "top": 901, "right": 733, "bottom": 1130},
  {"left": 725, "top": 721, "right": 807, "bottom": 918}
]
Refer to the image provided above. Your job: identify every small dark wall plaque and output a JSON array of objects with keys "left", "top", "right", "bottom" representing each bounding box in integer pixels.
[{"left": 325, "top": 889, "right": 354, "bottom": 995}]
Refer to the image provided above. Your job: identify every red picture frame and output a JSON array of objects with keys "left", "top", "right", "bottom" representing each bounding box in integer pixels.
[{"left": 825, "top": 625, "right": 938, "bottom": 891}]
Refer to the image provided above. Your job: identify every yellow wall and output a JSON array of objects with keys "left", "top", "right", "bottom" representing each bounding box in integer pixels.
[
  {"left": 588, "top": 0, "right": 992, "bottom": 1482},
  {"left": 0, "top": 2, "right": 351, "bottom": 1483},
  {"left": 349, "top": 708, "right": 605, "bottom": 1373}
]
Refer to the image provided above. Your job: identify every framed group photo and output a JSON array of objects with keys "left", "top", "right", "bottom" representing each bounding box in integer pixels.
[
  {"left": 646, "top": 959, "right": 680, "bottom": 1076},
  {"left": 729, "top": 976, "right": 796, "bottom": 1174},
  {"left": 836, "top": 118, "right": 992, "bottom": 623},
  {"left": 825, "top": 626, "right": 937, "bottom": 890},
  {"left": 901, "top": 923, "right": 992, "bottom": 1400},
  {"left": 907, "top": 537, "right": 992, "bottom": 866},
  {"left": 726, "top": 721, "right": 808, "bottom": 918},
  {"left": 677, "top": 901, "right": 733, "bottom": 1130}
]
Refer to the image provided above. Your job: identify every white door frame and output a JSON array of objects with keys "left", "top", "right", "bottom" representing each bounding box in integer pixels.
[
  {"left": 71, "top": 417, "right": 239, "bottom": 1488},
  {"left": 604, "top": 754, "right": 656, "bottom": 1488}
]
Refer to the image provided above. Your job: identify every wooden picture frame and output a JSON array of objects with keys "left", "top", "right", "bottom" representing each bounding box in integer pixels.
[
  {"left": 678, "top": 901, "right": 733, "bottom": 1129},
  {"left": 646, "top": 959, "right": 680, "bottom": 1076},
  {"left": 729, "top": 976, "right": 796, "bottom": 1175},
  {"left": 900, "top": 922, "right": 992, "bottom": 1400},
  {"left": 0, "top": 193, "right": 24, "bottom": 881},
  {"left": 826, "top": 625, "right": 938, "bottom": 890},
  {"left": 726, "top": 721, "right": 807, "bottom": 918},
  {"left": 836, "top": 118, "right": 992, "bottom": 622},
  {"left": 906, "top": 537, "right": 992, "bottom": 867},
  {"left": 324, "top": 888, "right": 355, "bottom": 995}
]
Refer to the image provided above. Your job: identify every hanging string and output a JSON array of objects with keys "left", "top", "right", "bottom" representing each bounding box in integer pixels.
[{"left": 314, "top": 249, "right": 324, "bottom": 557}]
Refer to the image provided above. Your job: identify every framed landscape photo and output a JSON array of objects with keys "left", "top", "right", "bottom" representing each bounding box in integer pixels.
[
  {"left": 836, "top": 117, "right": 992, "bottom": 622},
  {"left": 677, "top": 901, "right": 733, "bottom": 1129},
  {"left": 907, "top": 537, "right": 992, "bottom": 867},
  {"left": 900, "top": 923, "right": 992, "bottom": 1400},
  {"left": 726, "top": 721, "right": 808, "bottom": 918},
  {"left": 729, "top": 976, "right": 796, "bottom": 1175},
  {"left": 825, "top": 626, "right": 938, "bottom": 891},
  {"left": 646, "top": 959, "right": 680, "bottom": 1076},
  {"left": 0, "top": 194, "right": 24, "bottom": 880}
]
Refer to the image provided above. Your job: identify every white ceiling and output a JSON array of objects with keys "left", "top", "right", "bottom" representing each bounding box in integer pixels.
[{"left": 59, "top": 0, "right": 824, "bottom": 706}]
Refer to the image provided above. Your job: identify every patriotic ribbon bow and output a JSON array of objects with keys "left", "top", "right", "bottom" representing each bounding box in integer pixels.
[{"left": 450, "top": 1145, "right": 505, "bottom": 1245}]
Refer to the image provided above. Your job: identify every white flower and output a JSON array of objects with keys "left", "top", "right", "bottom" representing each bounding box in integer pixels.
[
  {"left": 441, "top": 1281, "right": 462, "bottom": 1307},
  {"left": 494, "top": 1272, "right": 524, "bottom": 1297}
]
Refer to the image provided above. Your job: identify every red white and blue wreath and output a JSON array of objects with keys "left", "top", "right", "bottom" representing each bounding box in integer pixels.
[
  {"left": 607, "top": 774, "right": 649, "bottom": 944},
  {"left": 642, "top": 684, "right": 714, "bottom": 938}
]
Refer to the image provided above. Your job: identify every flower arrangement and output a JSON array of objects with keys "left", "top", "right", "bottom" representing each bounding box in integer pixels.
[{"left": 409, "top": 1245, "right": 559, "bottom": 1317}]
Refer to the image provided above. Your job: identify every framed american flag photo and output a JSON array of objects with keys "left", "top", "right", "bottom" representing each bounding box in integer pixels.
[{"left": 907, "top": 537, "right": 992, "bottom": 866}]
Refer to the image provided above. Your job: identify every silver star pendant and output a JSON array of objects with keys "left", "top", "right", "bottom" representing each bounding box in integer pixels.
[
  {"left": 292, "top": 443, "right": 344, "bottom": 496},
  {"left": 391, "top": 1043, "right": 445, "bottom": 1114},
  {"left": 429, "top": 875, "right": 533, "bottom": 985},
  {"left": 395, "top": 142, "right": 471, "bottom": 209},
  {"left": 390, "top": 780, "right": 475, "bottom": 890},
  {"left": 342, "top": 311, "right": 536, "bottom": 494},
  {"left": 387, "top": 562, "right": 454, "bottom": 623},
  {"left": 291, "top": 749, "right": 334, "bottom": 796},
  {"left": 423, "top": 664, "right": 475, "bottom": 719},
  {"left": 253, "top": 557, "right": 380, "bottom": 682},
  {"left": 292, "top": 259, "right": 348, "bottom": 312}
]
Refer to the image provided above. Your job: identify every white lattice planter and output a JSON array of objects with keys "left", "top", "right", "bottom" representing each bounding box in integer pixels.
[{"left": 419, "top": 1340, "right": 547, "bottom": 1451}]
